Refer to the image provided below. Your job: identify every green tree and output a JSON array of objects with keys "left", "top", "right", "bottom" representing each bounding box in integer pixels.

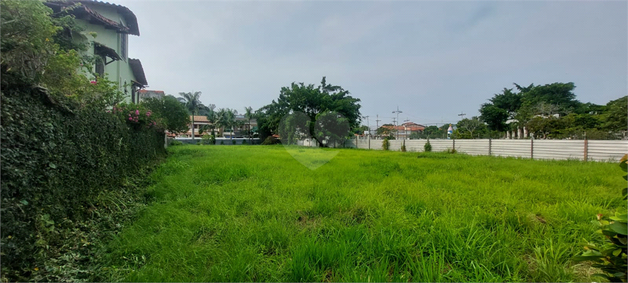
[
  {"left": 456, "top": 117, "right": 485, "bottom": 139},
  {"left": 179, "top": 91, "right": 204, "bottom": 139},
  {"left": 204, "top": 106, "right": 217, "bottom": 138},
  {"left": 479, "top": 103, "right": 509, "bottom": 132},
  {"left": 216, "top": 108, "right": 236, "bottom": 139},
  {"left": 141, "top": 96, "right": 190, "bottom": 134},
  {"left": 376, "top": 124, "right": 393, "bottom": 136},
  {"left": 257, "top": 77, "right": 361, "bottom": 147},
  {"left": 356, "top": 125, "right": 369, "bottom": 135},
  {"left": 601, "top": 96, "right": 627, "bottom": 135},
  {"left": 244, "top": 106, "right": 254, "bottom": 141}
]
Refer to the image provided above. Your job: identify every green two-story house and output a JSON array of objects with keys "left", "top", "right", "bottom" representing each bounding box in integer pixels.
[{"left": 45, "top": 0, "right": 148, "bottom": 103}]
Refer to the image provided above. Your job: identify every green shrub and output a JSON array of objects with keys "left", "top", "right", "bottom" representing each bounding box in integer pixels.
[
  {"left": 232, "top": 139, "right": 236, "bottom": 145},
  {"left": 170, "top": 140, "right": 183, "bottom": 146},
  {"left": 261, "top": 136, "right": 280, "bottom": 145},
  {"left": 424, "top": 140, "right": 432, "bottom": 152},
  {"left": 0, "top": 1, "right": 166, "bottom": 280},
  {"left": 201, "top": 134, "right": 212, "bottom": 145},
  {"left": 446, "top": 148, "right": 457, "bottom": 154},
  {"left": 575, "top": 154, "right": 628, "bottom": 282},
  {"left": 382, "top": 138, "right": 390, "bottom": 151},
  {"left": 220, "top": 140, "right": 225, "bottom": 145},
  {"left": 1, "top": 82, "right": 165, "bottom": 281},
  {"left": 242, "top": 139, "right": 248, "bottom": 145}
]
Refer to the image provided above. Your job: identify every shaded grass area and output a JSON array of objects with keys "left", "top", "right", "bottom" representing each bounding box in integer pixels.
[{"left": 102, "top": 145, "right": 625, "bottom": 282}]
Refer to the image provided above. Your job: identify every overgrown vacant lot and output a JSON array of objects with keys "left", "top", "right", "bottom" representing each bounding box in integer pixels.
[{"left": 103, "top": 145, "right": 624, "bottom": 282}]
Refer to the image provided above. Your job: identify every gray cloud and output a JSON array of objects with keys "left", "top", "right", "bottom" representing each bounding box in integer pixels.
[{"left": 119, "top": 0, "right": 626, "bottom": 126}]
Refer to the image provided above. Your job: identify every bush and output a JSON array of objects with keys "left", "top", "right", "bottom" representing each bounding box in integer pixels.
[
  {"left": 220, "top": 140, "right": 225, "bottom": 145},
  {"left": 201, "top": 134, "right": 212, "bottom": 145},
  {"left": 242, "top": 139, "right": 248, "bottom": 145},
  {"left": 1, "top": 82, "right": 166, "bottom": 281},
  {"left": 446, "top": 148, "right": 457, "bottom": 154},
  {"left": 424, "top": 140, "right": 432, "bottom": 152},
  {"left": 170, "top": 140, "right": 183, "bottom": 146},
  {"left": 382, "top": 138, "right": 390, "bottom": 151},
  {"left": 261, "top": 136, "right": 280, "bottom": 145},
  {"left": 575, "top": 154, "right": 628, "bottom": 282},
  {"left": 232, "top": 139, "right": 236, "bottom": 145}
]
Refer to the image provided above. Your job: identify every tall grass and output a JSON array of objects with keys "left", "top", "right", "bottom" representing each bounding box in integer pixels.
[{"left": 100, "top": 145, "right": 625, "bottom": 282}]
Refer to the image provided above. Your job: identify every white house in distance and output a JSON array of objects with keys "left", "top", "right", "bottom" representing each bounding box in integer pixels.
[{"left": 44, "top": 0, "right": 148, "bottom": 103}]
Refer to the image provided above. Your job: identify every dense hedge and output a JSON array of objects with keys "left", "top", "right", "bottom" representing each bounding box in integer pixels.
[{"left": 1, "top": 75, "right": 166, "bottom": 281}]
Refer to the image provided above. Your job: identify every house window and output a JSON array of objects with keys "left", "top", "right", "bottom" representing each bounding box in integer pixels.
[
  {"left": 95, "top": 55, "right": 105, "bottom": 78},
  {"left": 120, "top": 33, "right": 127, "bottom": 60}
]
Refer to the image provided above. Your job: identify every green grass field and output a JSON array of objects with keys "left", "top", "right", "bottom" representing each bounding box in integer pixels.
[{"left": 102, "top": 145, "right": 625, "bottom": 282}]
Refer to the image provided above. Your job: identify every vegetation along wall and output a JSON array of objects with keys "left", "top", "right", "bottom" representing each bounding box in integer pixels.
[{"left": 0, "top": 1, "right": 167, "bottom": 281}]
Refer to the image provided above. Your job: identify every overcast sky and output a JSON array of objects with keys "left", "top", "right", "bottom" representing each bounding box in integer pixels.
[{"left": 116, "top": 0, "right": 627, "bottom": 127}]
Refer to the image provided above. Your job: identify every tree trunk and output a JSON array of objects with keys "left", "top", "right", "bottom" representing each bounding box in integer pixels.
[
  {"left": 191, "top": 115, "right": 195, "bottom": 139},
  {"left": 313, "top": 136, "right": 324, "bottom": 147}
]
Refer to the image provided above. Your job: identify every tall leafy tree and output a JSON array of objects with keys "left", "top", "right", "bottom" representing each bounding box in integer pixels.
[
  {"left": 204, "top": 106, "right": 217, "bottom": 137},
  {"left": 455, "top": 117, "right": 486, "bottom": 139},
  {"left": 479, "top": 104, "right": 509, "bottom": 131},
  {"left": 142, "top": 96, "right": 190, "bottom": 134},
  {"left": 601, "top": 96, "right": 628, "bottom": 135},
  {"left": 216, "top": 108, "right": 236, "bottom": 139},
  {"left": 178, "top": 91, "right": 204, "bottom": 139},
  {"left": 257, "top": 77, "right": 361, "bottom": 147},
  {"left": 244, "top": 106, "right": 254, "bottom": 141}
]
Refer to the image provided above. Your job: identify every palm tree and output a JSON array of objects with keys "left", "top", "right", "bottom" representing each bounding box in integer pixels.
[
  {"left": 245, "top": 106, "right": 253, "bottom": 142},
  {"left": 215, "top": 108, "right": 228, "bottom": 138},
  {"left": 205, "top": 107, "right": 217, "bottom": 138},
  {"left": 225, "top": 109, "right": 236, "bottom": 139},
  {"left": 179, "top": 91, "right": 204, "bottom": 139},
  {"left": 235, "top": 120, "right": 245, "bottom": 138}
]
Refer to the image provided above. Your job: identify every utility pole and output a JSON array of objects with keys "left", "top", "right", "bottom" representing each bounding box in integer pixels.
[
  {"left": 392, "top": 106, "right": 402, "bottom": 139},
  {"left": 375, "top": 115, "right": 381, "bottom": 136},
  {"left": 458, "top": 112, "right": 466, "bottom": 120},
  {"left": 404, "top": 118, "right": 410, "bottom": 139},
  {"left": 362, "top": 116, "right": 370, "bottom": 136}
]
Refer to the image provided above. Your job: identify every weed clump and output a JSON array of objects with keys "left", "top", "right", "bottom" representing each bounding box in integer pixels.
[
  {"left": 382, "top": 138, "right": 390, "bottom": 151},
  {"left": 424, "top": 140, "right": 432, "bottom": 152}
]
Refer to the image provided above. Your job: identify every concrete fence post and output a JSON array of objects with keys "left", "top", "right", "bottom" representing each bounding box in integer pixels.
[
  {"left": 453, "top": 139, "right": 455, "bottom": 150},
  {"left": 584, "top": 138, "right": 588, "bottom": 162},
  {"left": 368, "top": 135, "right": 371, "bottom": 150},
  {"left": 530, "top": 138, "right": 534, "bottom": 160},
  {"left": 488, "top": 138, "right": 492, "bottom": 156}
]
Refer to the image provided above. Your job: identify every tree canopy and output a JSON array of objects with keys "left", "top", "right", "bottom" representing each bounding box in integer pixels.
[
  {"left": 478, "top": 82, "right": 625, "bottom": 139},
  {"left": 256, "top": 77, "right": 361, "bottom": 147},
  {"left": 142, "top": 96, "right": 190, "bottom": 134}
]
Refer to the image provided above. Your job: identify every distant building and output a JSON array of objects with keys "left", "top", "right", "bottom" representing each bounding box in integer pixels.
[
  {"left": 139, "top": 90, "right": 165, "bottom": 101},
  {"left": 381, "top": 122, "right": 425, "bottom": 138}
]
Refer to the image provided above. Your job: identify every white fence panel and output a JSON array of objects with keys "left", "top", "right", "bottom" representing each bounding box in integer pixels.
[
  {"left": 428, "top": 140, "right": 454, "bottom": 152},
  {"left": 588, "top": 140, "right": 628, "bottom": 161},
  {"left": 534, "top": 140, "right": 583, "bottom": 160},
  {"left": 302, "top": 137, "right": 627, "bottom": 162},
  {"left": 455, "top": 140, "right": 489, "bottom": 156},
  {"left": 406, "top": 140, "right": 428, "bottom": 152},
  {"left": 389, "top": 140, "right": 403, "bottom": 151},
  {"left": 491, "top": 140, "right": 531, "bottom": 158}
]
